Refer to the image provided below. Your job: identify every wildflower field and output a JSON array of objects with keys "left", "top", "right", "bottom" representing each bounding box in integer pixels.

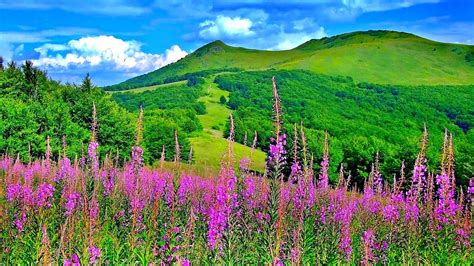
[{"left": 1, "top": 77, "right": 473, "bottom": 265}]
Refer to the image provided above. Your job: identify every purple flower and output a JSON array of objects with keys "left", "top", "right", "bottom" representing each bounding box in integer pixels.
[
  {"left": 64, "top": 192, "right": 81, "bottom": 216},
  {"left": 89, "top": 197, "right": 100, "bottom": 221},
  {"left": 63, "top": 253, "right": 80, "bottom": 266},
  {"left": 290, "top": 162, "right": 301, "bottom": 183},
  {"left": 131, "top": 146, "right": 143, "bottom": 170},
  {"left": 337, "top": 204, "right": 354, "bottom": 260},
  {"left": 88, "top": 141, "right": 99, "bottom": 176},
  {"left": 89, "top": 246, "right": 101, "bottom": 264},
  {"left": 382, "top": 204, "right": 399, "bottom": 224},
  {"left": 14, "top": 211, "right": 27, "bottom": 232},
  {"left": 434, "top": 173, "right": 458, "bottom": 225},
  {"left": 35, "top": 182, "right": 55, "bottom": 208},
  {"left": 55, "top": 157, "right": 74, "bottom": 182},
  {"left": 182, "top": 259, "right": 190, "bottom": 266},
  {"left": 239, "top": 157, "right": 250, "bottom": 172},
  {"left": 268, "top": 134, "right": 287, "bottom": 166},
  {"left": 467, "top": 178, "right": 474, "bottom": 195},
  {"left": 361, "top": 229, "right": 376, "bottom": 264},
  {"left": 6, "top": 183, "right": 22, "bottom": 202},
  {"left": 318, "top": 156, "right": 329, "bottom": 189},
  {"left": 243, "top": 176, "right": 256, "bottom": 209},
  {"left": 373, "top": 170, "right": 383, "bottom": 194}
]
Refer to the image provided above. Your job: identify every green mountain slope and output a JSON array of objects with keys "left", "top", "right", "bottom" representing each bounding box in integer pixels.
[{"left": 105, "top": 30, "right": 474, "bottom": 91}]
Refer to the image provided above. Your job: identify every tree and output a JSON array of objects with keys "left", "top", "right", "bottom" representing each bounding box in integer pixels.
[
  {"left": 81, "top": 73, "right": 93, "bottom": 91},
  {"left": 220, "top": 95, "right": 227, "bottom": 104},
  {"left": 21, "top": 60, "right": 39, "bottom": 99},
  {"left": 0, "top": 56, "right": 4, "bottom": 71}
]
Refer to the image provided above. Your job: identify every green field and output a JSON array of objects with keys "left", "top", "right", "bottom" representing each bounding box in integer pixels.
[
  {"left": 190, "top": 79, "right": 266, "bottom": 173},
  {"left": 106, "top": 30, "right": 474, "bottom": 91}
]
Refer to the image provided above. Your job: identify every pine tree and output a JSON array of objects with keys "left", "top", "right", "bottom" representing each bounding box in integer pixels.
[
  {"left": 81, "top": 73, "right": 93, "bottom": 91},
  {"left": 219, "top": 95, "right": 226, "bottom": 104}
]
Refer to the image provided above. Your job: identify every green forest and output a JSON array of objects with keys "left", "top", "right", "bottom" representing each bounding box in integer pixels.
[{"left": 0, "top": 60, "right": 192, "bottom": 164}]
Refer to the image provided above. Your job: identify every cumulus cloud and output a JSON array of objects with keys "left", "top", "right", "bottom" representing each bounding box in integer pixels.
[
  {"left": 0, "top": 27, "right": 98, "bottom": 60},
  {"left": 199, "top": 15, "right": 255, "bottom": 39},
  {"left": 195, "top": 14, "right": 327, "bottom": 50},
  {"left": 31, "top": 35, "right": 188, "bottom": 85},
  {"left": 273, "top": 27, "right": 327, "bottom": 50}
]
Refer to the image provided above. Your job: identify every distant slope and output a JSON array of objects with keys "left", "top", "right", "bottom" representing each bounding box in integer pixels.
[{"left": 105, "top": 30, "right": 474, "bottom": 91}]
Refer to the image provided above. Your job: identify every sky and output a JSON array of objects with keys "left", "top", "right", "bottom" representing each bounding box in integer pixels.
[{"left": 0, "top": 0, "right": 473, "bottom": 86}]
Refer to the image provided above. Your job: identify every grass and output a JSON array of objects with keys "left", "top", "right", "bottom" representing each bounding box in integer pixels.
[
  {"left": 196, "top": 81, "right": 231, "bottom": 135},
  {"left": 190, "top": 78, "right": 266, "bottom": 173},
  {"left": 189, "top": 133, "right": 266, "bottom": 174}
]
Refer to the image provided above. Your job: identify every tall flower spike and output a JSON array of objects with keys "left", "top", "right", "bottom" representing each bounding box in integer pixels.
[
  {"left": 174, "top": 130, "right": 180, "bottom": 163},
  {"left": 223, "top": 114, "right": 235, "bottom": 170},
  {"left": 62, "top": 135, "right": 67, "bottom": 158},
  {"left": 251, "top": 131, "right": 258, "bottom": 150},
  {"left": 318, "top": 132, "right": 329, "bottom": 189},
  {"left": 272, "top": 76, "right": 282, "bottom": 138},
  {"left": 373, "top": 152, "right": 383, "bottom": 194},
  {"left": 28, "top": 142, "right": 31, "bottom": 163},
  {"left": 300, "top": 123, "right": 308, "bottom": 169},
  {"left": 448, "top": 133, "right": 455, "bottom": 187},
  {"left": 292, "top": 124, "right": 298, "bottom": 165},
  {"left": 250, "top": 131, "right": 258, "bottom": 160},
  {"left": 441, "top": 129, "right": 449, "bottom": 174},
  {"left": 243, "top": 131, "right": 248, "bottom": 146},
  {"left": 188, "top": 146, "right": 193, "bottom": 164},
  {"left": 409, "top": 128, "right": 428, "bottom": 202},
  {"left": 160, "top": 145, "right": 166, "bottom": 169},
  {"left": 396, "top": 160, "right": 405, "bottom": 193},
  {"left": 45, "top": 136, "right": 51, "bottom": 166},
  {"left": 337, "top": 164, "right": 344, "bottom": 188},
  {"left": 135, "top": 105, "right": 144, "bottom": 146},
  {"left": 91, "top": 102, "right": 97, "bottom": 142},
  {"left": 290, "top": 123, "right": 301, "bottom": 182}
]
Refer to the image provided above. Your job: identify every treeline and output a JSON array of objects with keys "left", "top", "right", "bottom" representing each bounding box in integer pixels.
[
  {"left": 216, "top": 70, "right": 474, "bottom": 186},
  {"left": 0, "top": 59, "right": 192, "bottom": 163},
  {"left": 103, "top": 67, "right": 242, "bottom": 91},
  {"left": 112, "top": 83, "right": 206, "bottom": 115}
]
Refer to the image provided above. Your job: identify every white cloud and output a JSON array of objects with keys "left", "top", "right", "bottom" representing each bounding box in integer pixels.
[
  {"left": 273, "top": 27, "right": 327, "bottom": 50},
  {"left": 0, "top": 0, "right": 149, "bottom": 16},
  {"left": 0, "top": 27, "right": 98, "bottom": 60},
  {"left": 195, "top": 14, "right": 327, "bottom": 50},
  {"left": 30, "top": 35, "right": 188, "bottom": 85},
  {"left": 199, "top": 15, "right": 255, "bottom": 39},
  {"left": 341, "top": 0, "right": 440, "bottom": 12}
]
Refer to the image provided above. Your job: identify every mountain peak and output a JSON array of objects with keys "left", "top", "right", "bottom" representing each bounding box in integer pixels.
[
  {"left": 294, "top": 30, "right": 422, "bottom": 51},
  {"left": 193, "top": 40, "right": 231, "bottom": 57}
]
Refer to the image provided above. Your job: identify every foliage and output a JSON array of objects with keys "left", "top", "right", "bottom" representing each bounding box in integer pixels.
[
  {"left": 0, "top": 61, "right": 135, "bottom": 161},
  {"left": 112, "top": 83, "right": 206, "bottom": 115}
]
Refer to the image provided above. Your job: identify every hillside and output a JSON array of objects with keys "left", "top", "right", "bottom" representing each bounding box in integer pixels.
[{"left": 105, "top": 30, "right": 474, "bottom": 91}]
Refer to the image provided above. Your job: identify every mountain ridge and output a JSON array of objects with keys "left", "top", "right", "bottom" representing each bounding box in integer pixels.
[{"left": 105, "top": 30, "right": 474, "bottom": 91}]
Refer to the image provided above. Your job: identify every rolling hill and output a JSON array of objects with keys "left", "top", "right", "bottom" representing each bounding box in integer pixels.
[{"left": 105, "top": 30, "right": 474, "bottom": 91}]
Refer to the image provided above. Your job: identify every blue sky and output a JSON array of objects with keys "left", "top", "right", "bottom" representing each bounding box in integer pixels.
[{"left": 0, "top": 0, "right": 473, "bottom": 86}]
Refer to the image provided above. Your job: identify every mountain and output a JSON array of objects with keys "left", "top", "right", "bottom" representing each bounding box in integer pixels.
[{"left": 105, "top": 30, "right": 474, "bottom": 91}]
